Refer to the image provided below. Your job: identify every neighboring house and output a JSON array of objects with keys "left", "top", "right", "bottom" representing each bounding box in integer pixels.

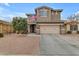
[
  {"left": 0, "top": 20, "right": 13, "bottom": 33},
  {"left": 63, "top": 20, "right": 79, "bottom": 34},
  {"left": 26, "top": 6, "right": 79, "bottom": 34}
]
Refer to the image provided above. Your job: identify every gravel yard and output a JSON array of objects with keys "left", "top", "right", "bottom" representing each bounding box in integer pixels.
[{"left": 0, "top": 34, "right": 40, "bottom": 55}]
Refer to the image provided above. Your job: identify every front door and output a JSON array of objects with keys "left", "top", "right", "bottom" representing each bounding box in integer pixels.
[{"left": 30, "top": 24, "right": 36, "bottom": 33}]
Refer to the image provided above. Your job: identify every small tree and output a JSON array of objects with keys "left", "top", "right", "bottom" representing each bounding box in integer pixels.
[
  {"left": 12, "top": 17, "right": 27, "bottom": 34},
  {"left": 12, "top": 17, "right": 19, "bottom": 32}
]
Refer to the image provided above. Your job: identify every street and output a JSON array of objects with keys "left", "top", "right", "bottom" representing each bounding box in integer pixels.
[{"left": 40, "top": 34, "right": 79, "bottom": 56}]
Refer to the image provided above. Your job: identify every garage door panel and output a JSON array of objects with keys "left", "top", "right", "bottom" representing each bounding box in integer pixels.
[{"left": 40, "top": 25, "right": 59, "bottom": 34}]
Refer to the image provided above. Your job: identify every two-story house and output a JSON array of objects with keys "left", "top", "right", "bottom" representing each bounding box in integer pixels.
[{"left": 26, "top": 6, "right": 63, "bottom": 34}]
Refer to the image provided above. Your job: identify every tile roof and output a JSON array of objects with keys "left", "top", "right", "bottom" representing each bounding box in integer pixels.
[
  {"left": 35, "top": 6, "right": 53, "bottom": 10},
  {"left": 35, "top": 6, "right": 63, "bottom": 12},
  {"left": 0, "top": 20, "right": 11, "bottom": 25}
]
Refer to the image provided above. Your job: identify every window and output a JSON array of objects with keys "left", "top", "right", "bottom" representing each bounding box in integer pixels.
[
  {"left": 39, "top": 10, "right": 47, "bottom": 17},
  {"left": 70, "top": 25, "right": 78, "bottom": 31}
]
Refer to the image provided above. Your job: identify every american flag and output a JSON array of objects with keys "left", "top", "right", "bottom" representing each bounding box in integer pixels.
[{"left": 30, "top": 15, "right": 37, "bottom": 21}]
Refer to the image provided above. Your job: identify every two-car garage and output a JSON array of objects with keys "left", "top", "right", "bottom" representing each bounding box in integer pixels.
[{"left": 39, "top": 24, "right": 60, "bottom": 34}]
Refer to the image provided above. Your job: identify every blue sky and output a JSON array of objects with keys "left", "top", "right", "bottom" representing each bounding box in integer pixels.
[{"left": 0, "top": 3, "right": 79, "bottom": 22}]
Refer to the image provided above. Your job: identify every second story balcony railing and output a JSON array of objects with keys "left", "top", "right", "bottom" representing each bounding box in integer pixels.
[
  {"left": 27, "top": 15, "right": 37, "bottom": 24},
  {"left": 27, "top": 19, "right": 37, "bottom": 24}
]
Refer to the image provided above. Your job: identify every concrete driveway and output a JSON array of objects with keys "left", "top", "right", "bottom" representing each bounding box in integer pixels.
[{"left": 40, "top": 34, "right": 79, "bottom": 56}]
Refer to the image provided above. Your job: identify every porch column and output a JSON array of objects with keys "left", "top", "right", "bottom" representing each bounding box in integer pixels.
[
  {"left": 28, "top": 25, "right": 30, "bottom": 33},
  {"left": 77, "top": 24, "right": 79, "bottom": 31},
  {"left": 0, "top": 24, "right": 3, "bottom": 33},
  {"left": 66, "top": 24, "right": 70, "bottom": 31},
  {"left": 36, "top": 25, "right": 40, "bottom": 34}
]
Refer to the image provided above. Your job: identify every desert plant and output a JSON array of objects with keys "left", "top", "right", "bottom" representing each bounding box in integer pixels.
[
  {"left": 0, "top": 33, "right": 4, "bottom": 38},
  {"left": 77, "top": 31, "right": 79, "bottom": 34},
  {"left": 67, "top": 31, "right": 72, "bottom": 34},
  {"left": 22, "top": 30, "right": 27, "bottom": 34}
]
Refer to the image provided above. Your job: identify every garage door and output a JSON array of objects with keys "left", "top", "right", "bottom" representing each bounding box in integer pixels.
[{"left": 40, "top": 25, "right": 60, "bottom": 34}]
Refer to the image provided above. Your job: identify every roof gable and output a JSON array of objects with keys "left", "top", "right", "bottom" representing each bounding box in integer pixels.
[{"left": 35, "top": 6, "right": 53, "bottom": 11}]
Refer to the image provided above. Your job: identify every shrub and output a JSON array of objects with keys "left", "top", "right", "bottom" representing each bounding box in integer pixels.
[
  {"left": 0, "top": 33, "right": 4, "bottom": 38},
  {"left": 67, "top": 31, "right": 72, "bottom": 34},
  {"left": 21, "top": 30, "right": 27, "bottom": 34},
  {"left": 77, "top": 31, "right": 79, "bottom": 34},
  {"left": 17, "top": 31, "right": 20, "bottom": 34}
]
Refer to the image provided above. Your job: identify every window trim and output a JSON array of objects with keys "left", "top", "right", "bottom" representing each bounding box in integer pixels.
[
  {"left": 70, "top": 25, "right": 78, "bottom": 31},
  {"left": 39, "top": 10, "right": 48, "bottom": 17}
]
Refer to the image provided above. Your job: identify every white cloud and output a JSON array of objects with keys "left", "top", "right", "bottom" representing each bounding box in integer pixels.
[
  {"left": 75, "top": 11, "right": 79, "bottom": 15},
  {"left": 61, "top": 14, "right": 66, "bottom": 20},
  {"left": 0, "top": 6, "right": 27, "bottom": 22},
  {"left": 4, "top": 3, "right": 10, "bottom": 7},
  {"left": 0, "top": 3, "right": 10, "bottom": 7}
]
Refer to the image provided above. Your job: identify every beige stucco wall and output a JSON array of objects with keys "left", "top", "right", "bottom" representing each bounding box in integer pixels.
[
  {"left": 39, "top": 24, "right": 60, "bottom": 34},
  {"left": 51, "top": 11, "right": 61, "bottom": 22},
  {"left": 77, "top": 24, "right": 79, "bottom": 31},
  {"left": 0, "top": 23, "right": 13, "bottom": 33},
  {"left": 66, "top": 24, "right": 70, "bottom": 32},
  {"left": 0, "top": 23, "right": 2, "bottom": 33},
  {"left": 27, "top": 25, "right": 30, "bottom": 33}
]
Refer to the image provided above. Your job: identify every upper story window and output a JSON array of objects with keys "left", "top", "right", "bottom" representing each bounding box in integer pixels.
[{"left": 39, "top": 10, "right": 47, "bottom": 17}]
